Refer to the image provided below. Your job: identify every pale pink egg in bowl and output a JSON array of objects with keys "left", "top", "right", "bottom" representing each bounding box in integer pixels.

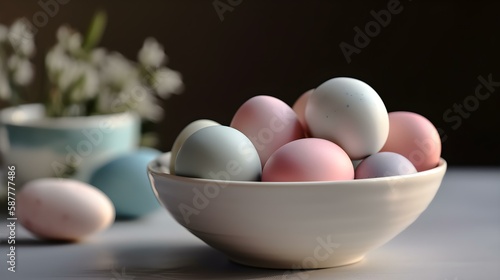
[{"left": 147, "top": 152, "right": 447, "bottom": 269}]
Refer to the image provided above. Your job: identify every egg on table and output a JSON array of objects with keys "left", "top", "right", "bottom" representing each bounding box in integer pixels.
[
  {"left": 89, "top": 148, "right": 162, "bottom": 219},
  {"left": 17, "top": 178, "right": 115, "bottom": 241}
]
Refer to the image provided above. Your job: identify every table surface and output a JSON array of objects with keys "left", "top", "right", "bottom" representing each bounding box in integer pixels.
[{"left": 1, "top": 167, "right": 499, "bottom": 280}]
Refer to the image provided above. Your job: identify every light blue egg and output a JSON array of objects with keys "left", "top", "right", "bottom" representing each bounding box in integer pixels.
[{"left": 89, "top": 148, "right": 161, "bottom": 219}]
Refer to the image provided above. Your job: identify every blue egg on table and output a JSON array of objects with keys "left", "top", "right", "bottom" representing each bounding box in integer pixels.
[{"left": 89, "top": 148, "right": 162, "bottom": 219}]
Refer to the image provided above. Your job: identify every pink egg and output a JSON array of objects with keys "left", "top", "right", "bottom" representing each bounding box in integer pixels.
[
  {"left": 381, "top": 111, "right": 441, "bottom": 172},
  {"left": 292, "top": 89, "right": 313, "bottom": 135},
  {"left": 355, "top": 152, "right": 417, "bottom": 179},
  {"left": 262, "top": 138, "right": 354, "bottom": 182},
  {"left": 231, "top": 95, "right": 305, "bottom": 166}
]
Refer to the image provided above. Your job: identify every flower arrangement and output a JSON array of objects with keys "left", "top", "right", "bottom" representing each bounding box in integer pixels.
[
  {"left": 0, "top": 11, "right": 183, "bottom": 122},
  {"left": 0, "top": 19, "right": 35, "bottom": 103}
]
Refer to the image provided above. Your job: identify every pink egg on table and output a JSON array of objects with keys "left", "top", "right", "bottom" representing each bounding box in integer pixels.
[
  {"left": 262, "top": 138, "right": 354, "bottom": 182},
  {"left": 17, "top": 178, "right": 115, "bottom": 241},
  {"left": 292, "top": 89, "right": 313, "bottom": 135},
  {"left": 231, "top": 95, "right": 305, "bottom": 166},
  {"left": 355, "top": 152, "right": 417, "bottom": 179},
  {"left": 381, "top": 111, "right": 441, "bottom": 172}
]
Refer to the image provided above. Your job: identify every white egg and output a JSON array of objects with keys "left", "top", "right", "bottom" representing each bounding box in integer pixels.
[
  {"left": 156, "top": 152, "right": 172, "bottom": 173},
  {"left": 170, "top": 119, "right": 220, "bottom": 174},
  {"left": 305, "top": 77, "right": 389, "bottom": 159},
  {"left": 17, "top": 178, "right": 115, "bottom": 241},
  {"left": 175, "top": 126, "right": 262, "bottom": 181}
]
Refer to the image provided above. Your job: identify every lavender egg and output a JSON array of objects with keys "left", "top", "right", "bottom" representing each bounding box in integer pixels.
[{"left": 355, "top": 152, "right": 417, "bottom": 179}]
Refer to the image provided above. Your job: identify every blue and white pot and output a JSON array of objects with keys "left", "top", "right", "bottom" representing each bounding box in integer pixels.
[{"left": 0, "top": 104, "right": 140, "bottom": 185}]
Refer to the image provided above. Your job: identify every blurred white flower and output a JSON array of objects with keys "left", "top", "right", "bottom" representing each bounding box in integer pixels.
[
  {"left": 56, "top": 60, "right": 79, "bottom": 92},
  {"left": 0, "top": 68, "right": 11, "bottom": 99},
  {"left": 0, "top": 24, "right": 8, "bottom": 43},
  {"left": 133, "top": 88, "right": 163, "bottom": 121},
  {"left": 45, "top": 45, "right": 68, "bottom": 80},
  {"left": 138, "top": 37, "right": 166, "bottom": 68},
  {"left": 7, "top": 55, "right": 35, "bottom": 86},
  {"left": 153, "top": 67, "right": 183, "bottom": 98},
  {"left": 7, "top": 19, "right": 35, "bottom": 57},
  {"left": 56, "top": 25, "right": 71, "bottom": 42},
  {"left": 7, "top": 55, "right": 20, "bottom": 71},
  {"left": 57, "top": 25, "right": 82, "bottom": 55},
  {"left": 1, "top": 17, "right": 182, "bottom": 121},
  {"left": 57, "top": 60, "right": 98, "bottom": 102},
  {"left": 72, "top": 64, "right": 99, "bottom": 102},
  {"left": 104, "top": 83, "right": 163, "bottom": 121},
  {"left": 96, "top": 90, "right": 116, "bottom": 113},
  {"left": 90, "top": 47, "right": 107, "bottom": 66},
  {"left": 101, "top": 52, "right": 138, "bottom": 88}
]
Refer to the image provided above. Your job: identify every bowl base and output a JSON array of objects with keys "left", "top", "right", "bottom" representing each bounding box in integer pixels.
[{"left": 228, "top": 255, "right": 364, "bottom": 270}]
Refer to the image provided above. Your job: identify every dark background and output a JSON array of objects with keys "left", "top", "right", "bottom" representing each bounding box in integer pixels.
[{"left": 1, "top": 0, "right": 499, "bottom": 166}]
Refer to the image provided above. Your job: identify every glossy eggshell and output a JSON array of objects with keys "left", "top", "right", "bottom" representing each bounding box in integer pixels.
[
  {"left": 292, "top": 89, "right": 313, "bottom": 135},
  {"left": 89, "top": 148, "right": 162, "bottom": 219},
  {"left": 305, "top": 77, "right": 389, "bottom": 159},
  {"left": 355, "top": 152, "right": 417, "bottom": 179},
  {"left": 175, "top": 126, "right": 262, "bottom": 181},
  {"left": 230, "top": 95, "right": 304, "bottom": 166},
  {"left": 381, "top": 111, "right": 441, "bottom": 172},
  {"left": 170, "top": 119, "right": 220, "bottom": 174},
  {"left": 17, "top": 178, "right": 115, "bottom": 241},
  {"left": 262, "top": 138, "right": 354, "bottom": 182}
]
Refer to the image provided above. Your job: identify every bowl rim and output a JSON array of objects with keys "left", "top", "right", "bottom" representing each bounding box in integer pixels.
[
  {"left": 0, "top": 103, "right": 139, "bottom": 129},
  {"left": 148, "top": 154, "right": 447, "bottom": 187}
]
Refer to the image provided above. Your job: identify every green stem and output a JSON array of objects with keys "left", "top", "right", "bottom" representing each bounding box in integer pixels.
[
  {"left": 82, "top": 10, "right": 107, "bottom": 53},
  {"left": 47, "top": 87, "right": 63, "bottom": 117}
]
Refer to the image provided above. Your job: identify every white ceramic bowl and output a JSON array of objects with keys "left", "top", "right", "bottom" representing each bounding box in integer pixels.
[{"left": 147, "top": 154, "right": 447, "bottom": 269}]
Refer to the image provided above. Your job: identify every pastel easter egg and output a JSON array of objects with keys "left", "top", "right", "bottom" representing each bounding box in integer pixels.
[
  {"left": 17, "top": 178, "right": 115, "bottom": 241},
  {"left": 175, "top": 126, "right": 262, "bottom": 181},
  {"left": 231, "top": 95, "right": 305, "bottom": 166},
  {"left": 355, "top": 152, "right": 417, "bottom": 179},
  {"left": 262, "top": 138, "right": 354, "bottom": 182},
  {"left": 292, "top": 89, "right": 313, "bottom": 135},
  {"left": 306, "top": 77, "right": 389, "bottom": 159},
  {"left": 170, "top": 119, "right": 220, "bottom": 174},
  {"left": 381, "top": 111, "right": 441, "bottom": 171},
  {"left": 89, "top": 148, "right": 162, "bottom": 219}
]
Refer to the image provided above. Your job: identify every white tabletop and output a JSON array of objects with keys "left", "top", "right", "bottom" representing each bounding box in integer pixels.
[{"left": 1, "top": 167, "right": 499, "bottom": 280}]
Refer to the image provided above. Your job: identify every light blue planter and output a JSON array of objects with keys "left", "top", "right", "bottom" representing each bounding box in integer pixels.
[{"left": 0, "top": 104, "right": 140, "bottom": 185}]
